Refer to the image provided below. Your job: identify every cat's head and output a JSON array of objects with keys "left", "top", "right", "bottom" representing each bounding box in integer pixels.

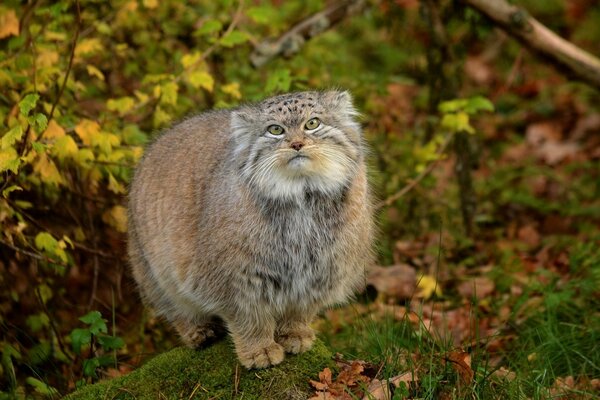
[{"left": 231, "top": 90, "right": 364, "bottom": 200}]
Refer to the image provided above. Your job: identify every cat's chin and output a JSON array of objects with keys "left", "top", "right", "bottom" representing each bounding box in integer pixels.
[
  {"left": 286, "top": 154, "right": 311, "bottom": 169},
  {"left": 252, "top": 169, "right": 349, "bottom": 201}
]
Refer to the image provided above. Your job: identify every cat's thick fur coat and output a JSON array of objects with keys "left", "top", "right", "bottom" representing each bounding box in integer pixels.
[{"left": 128, "top": 91, "right": 374, "bottom": 368}]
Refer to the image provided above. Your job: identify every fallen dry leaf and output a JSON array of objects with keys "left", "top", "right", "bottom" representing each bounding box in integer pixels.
[
  {"left": 367, "top": 264, "right": 417, "bottom": 300},
  {"left": 517, "top": 224, "right": 541, "bottom": 248},
  {"left": 362, "top": 379, "right": 391, "bottom": 400},
  {"left": 465, "top": 56, "right": 495, "bottom": 85},
  {"left": 310, "top": 367, "right": 333, "bottom": 391},
  {"left": 447, "top": 350, "right": 474, "bottom": 384}
]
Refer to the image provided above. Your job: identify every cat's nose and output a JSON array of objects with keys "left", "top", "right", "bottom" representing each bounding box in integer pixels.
[{"left": 290, "top": 141, "right": 304, "bottom": 151}]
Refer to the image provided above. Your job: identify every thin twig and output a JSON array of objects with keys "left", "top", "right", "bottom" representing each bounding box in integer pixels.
[
  {"left": 376, "top": 134, "right": 453, "bottom": 210},
  {"left": 493, "top": 48, "right": 523, "bottom": 99},
  {"left": 86, "top": 203, "right": 100, "bottom": 310},
  {"left": 44, "top": 0, "right": 82, "bottom": 133},
  {"left": 35, "top": 288, "right": 75, "bottom": 362},
  {"left": 0, "top": 238, "right": 69, "bottom": 268}
]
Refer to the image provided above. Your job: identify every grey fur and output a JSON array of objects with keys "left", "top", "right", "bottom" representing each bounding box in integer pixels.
[{"left": 128, "top": 90, "right": 374, "bottom": 368}]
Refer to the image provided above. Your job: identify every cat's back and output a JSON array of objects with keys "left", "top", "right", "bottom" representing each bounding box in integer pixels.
[
  {"left": 134, "top": 109, "right": 231, "bottom": 185},
  {"left": 128, "top": 109, "right": 233, "bottom": 272}
]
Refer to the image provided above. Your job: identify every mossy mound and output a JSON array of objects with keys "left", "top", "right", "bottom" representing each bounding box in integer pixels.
[{"left": 67, "top": 339, "right": 332, "bottom": 399}]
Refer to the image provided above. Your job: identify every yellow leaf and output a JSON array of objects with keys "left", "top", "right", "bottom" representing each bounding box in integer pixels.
[
  {"left": 0, "top": 8, "right": 19, "bottom": 39},
  {"left": 37, "top": 50, "right": 59, "bottom": 68},
  {"left": 91, "top": 132, "right": 120, "bottom": 154},
  {"left": 75, "top": 38, "right": 103, "bottom": 57},
  {"left": 52, "top": 135, "right": 79, "bottom": 161},
  {"left": 43, "top": 120, "right": 66, "bottom": 139},
  {"left": 131, "top": 146, "right": 144, "bottom": 162},
  {"left": 33, "top": 153, "right": 63, "bottom": 185},
  {"left": 134, "top": 90, "right": 149, "bottom": 104},
  {"left": 159, "top": 82, "right": 178, "bottom": 106},
  {"left": 153, "top": 106, "right": 171, "bottom": 127},
  {"left": 107, "top": 97, "right": 135, "bottom": 115},
  {"left": 143, "top": 0, "right": 159, "bottom": 9},
  {"left": 102, "top": 205, "right": 128, "bottom": 233},
  {"left": 186, "top": 70, "right": 214, "bottom": 92},
  {"left": 75, "top": 119, "right": 100, "bottom": 146},
  {"left": 75, "top": 148, "right": 94, "bottom": 168},
  {"left": 181, "top": 51, "right": 202, "bottom": 69},
  {"left": 0, "top": 147, "right": 20, "bottom": 173},
  {"left": 44, "top": 30, "right": 67, "bottom": 41},
  {"left": 108, "top": 173, "right": 126, "bottom": 194},
  {"left": 221, "top": 82, "right": 242, "bottom": 100},
  {"left": 86, "top": 65, "right": 105, "bottom": 81},
  {"left": 416, "top": 274, "right": 442, "bottom": 299}
]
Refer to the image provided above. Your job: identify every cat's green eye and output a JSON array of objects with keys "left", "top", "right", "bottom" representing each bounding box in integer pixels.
[
  {"left": 304, "top": 118, "right": 320, "bottom": 130},
  {"left": 267, "top": 125, "right": 284, "bottom": 135}
]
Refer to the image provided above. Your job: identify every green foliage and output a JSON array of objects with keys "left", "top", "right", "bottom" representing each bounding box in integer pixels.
[
  {"left": 69, "top": 311, "right": 124, "bottom": 380},
  {"left": 439, "top": 96, "right": 494, "bottom": 135}
]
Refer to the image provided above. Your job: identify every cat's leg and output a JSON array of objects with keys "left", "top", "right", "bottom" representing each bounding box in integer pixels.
[
  {"left": 171, "top": 314, "right": 222, "bottom": 348},
  {"left": 225, "top": 307, "right": 284, "bottom": 369},
  {"left": 276, "top": 308, "right": 317, "bottom": 354}
]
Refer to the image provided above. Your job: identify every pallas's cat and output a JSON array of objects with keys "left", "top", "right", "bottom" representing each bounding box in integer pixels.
[{"left": 128, "top": 91, "right": 374, "bottom": 368}]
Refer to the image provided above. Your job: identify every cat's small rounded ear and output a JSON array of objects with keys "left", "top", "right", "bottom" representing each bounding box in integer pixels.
[
  {"left": 322, "top": 90, "right": 359, "bottom": 118},
  {"left": 231, "top": 108, "right": 254, "bottom": 131}
]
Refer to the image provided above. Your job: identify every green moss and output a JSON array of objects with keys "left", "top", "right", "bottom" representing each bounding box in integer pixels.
[{"left": 66, "top": 339, "right": 332, "bottom": 399}]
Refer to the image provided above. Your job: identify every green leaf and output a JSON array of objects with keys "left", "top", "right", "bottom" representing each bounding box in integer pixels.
[
  {"left": 438, "top": 98, "right": 468, "bottom": 114},
  {"left": 122, "top": 124, "right": 148, "bottom": 145},
  {"left": 95, "top": 354, "right": 115, "bottom": 367},
  {"left": 1, "top": 342, "right": 22, "bottom": 361},
  {"left": 25, "top": 377, "right": 59, "bottom": 396},
  {"left": 75, "top": 148, "right": 95, "bottom": 166},
  {"left": 440, "top": 112, "right": 474, "bottom": 134},
  {"left": 97, "top": 335, "right": 125, "bottom": 351},
  {"left": 37, "top": 284, "right": 53, "bottom": 304},
  {"left": 220, "top": 30, "right": 249, "bottom": 48},
  {"left": 31, "top": 141, "right": 47, "bottom": 153},
  {"left": 195, "top": 20, "right": 222, "bottom": 36},
  {"left": 79, "top": 311, "right": 108, "bottom": 335},
  {"left": 247, "top": 6, "right": 278, "bottom": 25},
  {"left": 159, "top": 81, "right": 178, "bottom": 106},
  {"left": 26, "top": 313, "right": 50, "bottom": 333},
  {"left": 1, "top": 125, "right": 23, "bottom": 149},
  {"left": 70, "top": 328, "right": 91, "bottom": 354},
  {"left": 19, "top": 93, "right": 39, "bottom": 116},
  {"left": 464, "top": 96, "right": 495, "bottom": 114},
  {"left": 34, "top": 232, "right": 58, "bottom": 253},
  {"left": 82, "top": 357, "right": 100, "bottom": 378},
  {"left": 265, "top": 69, "right": 292, "bottom": 93},
  {"left": 2, "top": 185, "right": 22, "bottom": 198},
  {"left": 29, "top": 113, "right": 48, "bottom": 132},
  {"left": 28, "top": 342, "right": 52, "bottom": 365}
]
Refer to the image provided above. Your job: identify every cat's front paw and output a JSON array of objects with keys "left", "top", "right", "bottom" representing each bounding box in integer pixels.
[
  {"left": 277, "top": 327, "right": 315, "bottom": 354},
  {"left": 238, "top": 342, "right": 285, "bottom": 369}
]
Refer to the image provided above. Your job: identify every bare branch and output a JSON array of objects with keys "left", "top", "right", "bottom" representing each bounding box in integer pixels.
[
  {"left": 250, "top": 0, "right": 365, "bottom": 68},
  {"left": 462, "top": 0, "right": 600, "bottom": 90}
]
